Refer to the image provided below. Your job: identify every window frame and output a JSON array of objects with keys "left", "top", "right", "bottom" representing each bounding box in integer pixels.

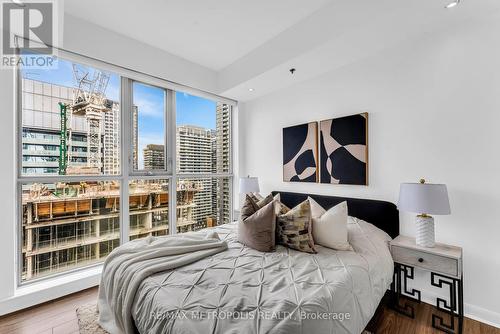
[
  {"left": 15, "top": 47, "right": 236, "bottom": 286},
  {"left": 128, "top": 79, "right": 171, "bottom": 176}
]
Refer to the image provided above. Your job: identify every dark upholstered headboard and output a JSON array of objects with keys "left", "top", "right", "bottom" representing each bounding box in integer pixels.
[{"left": 272, "top": 191, "right": 399, "bottom": 239}]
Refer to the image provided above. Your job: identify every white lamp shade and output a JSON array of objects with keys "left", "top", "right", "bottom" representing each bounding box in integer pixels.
[
  {"left": 239, "top": 177, "right": 260, "bottom": 194},
  {"left": 398, "top": 183, "right": 451, "bottom": 215}
]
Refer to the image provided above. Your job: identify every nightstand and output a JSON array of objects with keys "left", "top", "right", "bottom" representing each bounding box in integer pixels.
[{"left": 390, "top": 235, "right": 463, "bottom": 334}]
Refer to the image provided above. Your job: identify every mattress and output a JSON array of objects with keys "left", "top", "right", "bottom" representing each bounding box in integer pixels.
[{"left": 132, "top": 217, "right": 394, "bottom": 334}]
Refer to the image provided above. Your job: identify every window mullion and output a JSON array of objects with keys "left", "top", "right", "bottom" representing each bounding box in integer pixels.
[
  {"left": 167, "top": 90, "right": 177, "bottom": 235},
  {"left": 120, "top": 77, "right": 133, "bottom": 244}
]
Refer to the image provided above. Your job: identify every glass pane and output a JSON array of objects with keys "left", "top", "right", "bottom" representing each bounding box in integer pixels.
[
  {"left": 176, "top": 93, "right": 231, "bottom": 174},
  {"left": 21, "top": 181, "right": 120, "bottom": 282},
  {"left": 129, "top": 179, "right": 169, "bottom": 240},
  {"left": 20, "top": 58, "right": 120, "bottom": 176},
  {"left": 176, "top": 177, "right": 231, "bottom": 233},
  {"left": 132, "top": 82, "right": 166, "bottom": 171}
]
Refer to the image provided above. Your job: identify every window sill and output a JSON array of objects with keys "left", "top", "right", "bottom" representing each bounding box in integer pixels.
[{"left": 0, "top": 265, "right": 102, "bottom": 316}]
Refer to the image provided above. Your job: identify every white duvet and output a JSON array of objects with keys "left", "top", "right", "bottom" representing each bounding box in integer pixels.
[{"left": 131, "top": 217, "right": 394, "bottom": 334}]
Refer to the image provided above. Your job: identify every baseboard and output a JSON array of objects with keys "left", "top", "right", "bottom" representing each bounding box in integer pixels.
[
  {"left": 419, "top": 289, "right": 500, "bottom": 329},
  {"left": 463, "top": 303, "right": 500, "bottom": 329},
  {"left": 0, "top": 266, "right": 101, "bottom": 316}
]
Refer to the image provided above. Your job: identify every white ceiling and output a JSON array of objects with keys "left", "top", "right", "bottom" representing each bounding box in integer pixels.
[
  {"left": 64, "top": 0, "right": 500, "bottom": 101},
  {"left": 64, "top": 0, "right": 331, "bottom": 71}
]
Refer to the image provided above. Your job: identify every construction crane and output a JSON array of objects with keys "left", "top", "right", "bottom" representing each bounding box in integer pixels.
[{"left": 59, "top": 65, "right": 111, "bottom": 175}]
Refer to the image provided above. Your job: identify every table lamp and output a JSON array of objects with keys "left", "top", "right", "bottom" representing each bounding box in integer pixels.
[
  {"left": 398, "top": 179, "right": 451, "bottom": 247},
  {"left": 239, "top": 176, "right": 260, "bottom": 195}
]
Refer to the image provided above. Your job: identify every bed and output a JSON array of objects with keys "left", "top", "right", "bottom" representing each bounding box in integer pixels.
[{"left": 127, "top": 191, "right": 399, "bottom": 334}]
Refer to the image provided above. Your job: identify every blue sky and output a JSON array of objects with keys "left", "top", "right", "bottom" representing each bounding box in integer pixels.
[{"left": 22, "top": 58, "right": 216, "bottom": 168}]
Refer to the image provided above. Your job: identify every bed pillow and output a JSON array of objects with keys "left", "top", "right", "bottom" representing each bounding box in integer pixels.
[
  {"left": 240, "top": 194, "right": 259, "bottom": 220},
  {"left": 238, "top": 196, "right": 276, "bottom": 252},
  {"left": 253, "top": 193, "right": 290, "bottom": 215},
  {"left": 308, "top": 197, "right": 353, "bottom": 251},
  {"left": 273, "top": 193, "right": 291, "bottom": 215},
  {"left": 277, "top": 199, "right": 316, "bottom": 253},
  {"left": 254, "top": 194, "right": 274, "bottom": 208},
  {"left": 249, "top": 192, "right": 264, "bottom": 202}
]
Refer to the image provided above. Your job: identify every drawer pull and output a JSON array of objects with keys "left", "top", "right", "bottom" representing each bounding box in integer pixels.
[{"left": 418, "top": 258, "right": 424, "bottom": 263}]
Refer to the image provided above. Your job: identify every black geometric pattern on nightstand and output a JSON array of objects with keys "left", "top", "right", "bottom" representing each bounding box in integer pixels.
[
  {"left": 431, "top": 272, "right": 464, "bottom": 334},
  {"left": 391, "top": 263, "right": 421, "bottom": 318}
]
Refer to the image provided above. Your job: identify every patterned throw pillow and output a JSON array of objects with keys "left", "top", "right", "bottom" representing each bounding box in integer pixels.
[
  {"left": 250, "top": 192, "right": 264, "bottom": 202},
  {"left": 255, "top": 194, "right": 274, "bottom": 208},
  {"left": 273, "top": 193, "right": 291, "bottom": 215},
  {"left": 248, "top": 192, "right": 264, "bottom": 204},
  {"left": 250, "top": 193, "right": 291, "bottom": 215},
  {"left": 277, "top": 199, "right": 316, "bottom": 253}
]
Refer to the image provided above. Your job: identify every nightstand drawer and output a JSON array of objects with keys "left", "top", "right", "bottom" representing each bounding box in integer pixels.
[{"left": 391, "top": 245, "right": 458, "bottom": 277}]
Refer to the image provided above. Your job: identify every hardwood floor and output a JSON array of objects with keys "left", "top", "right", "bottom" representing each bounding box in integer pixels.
[
  {"left": 369, "top": 296, "right": 500, "bottom": 334},
  {"left": 0, "top": 287, "right": 97, "bottom": 334},
  {"left": 0, "top": 287, "right": 498, "bottom": 334}
]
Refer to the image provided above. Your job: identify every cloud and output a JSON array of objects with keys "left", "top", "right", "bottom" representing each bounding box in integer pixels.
[{"left": 134, "top": 96, "right": 164, "bottom": 118}]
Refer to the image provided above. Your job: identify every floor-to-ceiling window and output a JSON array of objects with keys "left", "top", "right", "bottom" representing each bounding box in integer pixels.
[
  {"left": 17, "top": 51, "right": 234, "bottom": 283},
  {"left": 175, "top": 92, "right": 232, "bottom": 233}
]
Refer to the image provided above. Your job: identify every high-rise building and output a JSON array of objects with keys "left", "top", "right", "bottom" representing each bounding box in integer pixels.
[
  {"left": 21, "top": 78, "right": 121, "bottom": 176},
  {"left": 103, "top": 102, "right": 120, "bottom": 175},
  {"left": 19, "top": 77, "right": 231, "bottom": 281},
  {"left": 22, "top": 78, "right": 85, "bottom": 175},
  {"left": 19, "top": 78, "right": 199, "bottom": 281},
  {"left": 176, "top": 125, "right": 213, "bottom": 172},
  {"left": 143, "top": 144, "right": 165, "bottom": 170},
  {"left": 176, "top": 125, "right": 214, "bottom": 225},
  {"left": 132, "top": 106, "right": 138, "bottom": 170},
  {"left": 215, "top": 103, "right": 232, "bottom": 224},
  {"left": 175, "top": 104, "right": 232, "bottom": 228}
]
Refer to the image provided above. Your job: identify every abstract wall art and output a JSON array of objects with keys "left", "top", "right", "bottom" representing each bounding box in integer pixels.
[
  {"left": 319, "top": 113, "right": 368, "bottom": 185},
  {"left": 283, "top": 122, "right": 318, "bottom": 182}
]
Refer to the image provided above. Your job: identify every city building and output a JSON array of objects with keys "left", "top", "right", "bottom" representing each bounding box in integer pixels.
[
  {"left": 22, "top": 179, "right": 201, "bottom": 280},
  {"left": 215, "top": 103, "right": 231, "bottom": 224},
  {"left": 176, "top": 125, "right": 214, "bottom": 226},
  {"left": 175, "top": 103, "right": 232, "bottom": 228},
  {"left": 18, "top": 78, "right": 231, "bottom": 282},
  {"left": 143, "top": 144, "right": 165, "bottom": 170},
  {"left": 19, "top": 78, "right": 205, "bottom": 281},
  {"left": 21, "top": 78, "right": 121, "bottom": 176},
  {"left": 21, "top": 78, "right": 85, "bottom": 175}
]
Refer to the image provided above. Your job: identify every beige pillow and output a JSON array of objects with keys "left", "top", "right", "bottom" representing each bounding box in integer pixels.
[
  {"left": 308, "top": 197, "right": 352, "bottom": 251},
  {"left": 238, "top": 199, "right": 276, "bottom": 252},
  {"left": 255, "top": 194, "right": 273, "bottom": 208},
  {"left": 254, "top": 193, "right": 290, "bottom": 215},
  {"left": 251, "top": 192, "right": 264, "bottom": 201},
  {"left": 277, "top": 199, "right": 316, "bottom": 253},
  {"left": 240, "top": 194, "right": 259, "bottom": 221}
]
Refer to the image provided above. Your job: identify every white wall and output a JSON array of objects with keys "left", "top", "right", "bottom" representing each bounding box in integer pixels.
[{"left": 239, "top": 14, "right": 500, "bottom": 326}]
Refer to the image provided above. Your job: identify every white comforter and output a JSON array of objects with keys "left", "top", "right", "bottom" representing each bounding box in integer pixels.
[
  {"left": 97, "top": 231, "right": 228, "bottom": 334},
  {"left": 131, "top": 217, "right": 394, "bottom": 334}
]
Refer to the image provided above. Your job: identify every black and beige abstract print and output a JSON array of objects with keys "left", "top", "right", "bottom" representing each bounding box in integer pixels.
[
  {"left": 282, "top": 122, "right": 318, "bottom": 183},
  {"left": 319, "top": 113, "right": 368, "bottom": 185}
]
